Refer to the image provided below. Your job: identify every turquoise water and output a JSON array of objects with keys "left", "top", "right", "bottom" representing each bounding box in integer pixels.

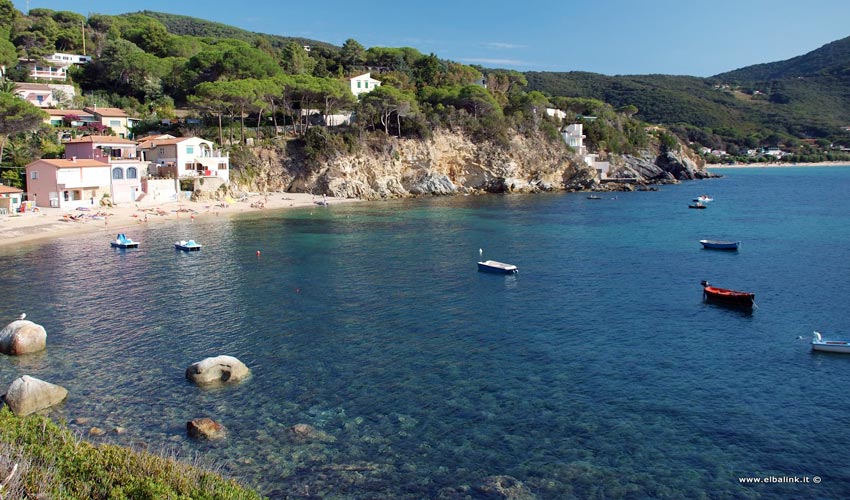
[{"left": 2, "top": 167, "right": 850, "bottom": 499}]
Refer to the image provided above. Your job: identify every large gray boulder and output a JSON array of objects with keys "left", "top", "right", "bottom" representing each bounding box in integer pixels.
[
  {"left": 0, "top": 320, "right": 47, "bottom": 355},
  {"left": 185, "top": 355, "right": 251, "bottom": 386},
  {"left": 409, "top": 172, "right": 458, "bottom": 195},
  {"left": 4, "top": 375, "right": 68, "bottom": 416}
]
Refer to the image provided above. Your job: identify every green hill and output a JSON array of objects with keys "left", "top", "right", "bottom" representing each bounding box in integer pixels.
[
  {"left": 131, "top": 10, "right": 339, "bottom": 53},
  {"left": 714, "top": 35, "right": 850, "bottom": 81},
  {"left": 526, "top": 36, "right": 850, "bottom": 149}
]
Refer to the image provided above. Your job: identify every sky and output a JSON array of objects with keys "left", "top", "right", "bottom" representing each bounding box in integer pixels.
[{"left": 11, "top": 0, "right": 850, "bottom": 77}]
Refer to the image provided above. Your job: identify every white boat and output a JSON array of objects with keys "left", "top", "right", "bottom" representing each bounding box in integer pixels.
[
  {"left": 477, "top": 260, "right": 518, "bottom": 274},
  {"left": 811, "top": 331, "right": 850, "bottom": 353},
  {"left": 693, "top": 195, "right": 714, "bottom": 203},
  {"left": 175, "top": 240, "right": 202, "bottom": 251}
]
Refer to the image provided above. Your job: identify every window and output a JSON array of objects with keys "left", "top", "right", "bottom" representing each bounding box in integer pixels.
[
  {"left": 186, "top": 146, "right": 194, "bottom": 155},
  {"left": 109, "top": 120, "right": 120, "bottom": 127},
  {"left": 364, "top": 82, "right": 369, "bottom": 89},
  {"left": 30, "top": 171, "right": 38, "bottom": 180},
  {"left": 218, "top": 162, "right": 228, "bottom": 170},
  {"left": 127, "top": 167, "right": 137, "bottom": 179},
  {"left": 112, "top": 167, "right": 124, "bottom": 180},
  {"left": 64, "top": 191, "right": 69, "bottom": 201},
  {"left": 36, "top": 95, "right": 44, "bottom": 103},
  {"left": 159, "top": 148, "right": 165, "bottom": 155},
  {"left": 357, "top": 81, "right": 361, "bottom": 89}
]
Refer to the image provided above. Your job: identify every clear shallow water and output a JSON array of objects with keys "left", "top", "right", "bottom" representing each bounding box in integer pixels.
[{"left": 2, "top": 167, "right": 850, "bottom": 499}]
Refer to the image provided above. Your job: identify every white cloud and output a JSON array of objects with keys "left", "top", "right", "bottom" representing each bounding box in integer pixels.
[
  {"left": 461, "top": 57, "right": 527, "bottom": 66},
  {"left": 483, "top": 42, "right": 525, "bottom": 50}
]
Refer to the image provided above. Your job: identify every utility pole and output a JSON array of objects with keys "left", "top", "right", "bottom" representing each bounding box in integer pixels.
[{"left": 82, "top": 19, "right": 86, "bottom": 55}]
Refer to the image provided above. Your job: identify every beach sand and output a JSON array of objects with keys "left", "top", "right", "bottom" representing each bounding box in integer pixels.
[
  {"left": 706, "top": 161, "right": 850, "bottom": 169},
  {"left": 0, "top": 192, "right": 360, "bottom": 249}
]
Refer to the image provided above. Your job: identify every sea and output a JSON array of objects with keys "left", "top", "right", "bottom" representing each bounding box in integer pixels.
[{"left": 1, "top": 166, "right": 850, "bottom": 500}]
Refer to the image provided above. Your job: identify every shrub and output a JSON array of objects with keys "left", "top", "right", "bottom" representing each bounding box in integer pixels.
[{"left": 0, "top": 409, "right": 265, "bottom": 499}]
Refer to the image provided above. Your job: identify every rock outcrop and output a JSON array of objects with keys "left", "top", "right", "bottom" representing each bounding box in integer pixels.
[
  {"left": 185, "top": 355, "right": 251, "bottom": 386},
  {"left": 228, "top": 129, "right": 713, "bottom": 199},
  {"left": 0, "top": 320, "right": 47, "bottom": 355},
  {"left": 3, "top": 375, "right": 67, "bottom": 416}
]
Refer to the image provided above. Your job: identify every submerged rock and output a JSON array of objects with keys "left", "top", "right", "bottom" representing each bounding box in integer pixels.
[
  {"left": 185, "top": 355, "right": 251, "bottom": 386},
  {"left": 187, "top": 417, "right": 227, "bottom": 440},
  {"left": 475, "top": 475, "right": 538, "bottom": 500},
  {"left": 0, "top": 320, "right": 47, "bottom": 355},
  {"left": 286, "top": 423, "right": 336, "bottom": 443},
  {"left": 3, "top": 375, "right": 67, "bottom": 416}
]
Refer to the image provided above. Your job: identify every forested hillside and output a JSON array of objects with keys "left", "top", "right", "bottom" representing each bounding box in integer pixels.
[
  {"left": 3, "top": 0, "right": 848, "bottom": 183},
  {"left": 136, "top": 11, "right": 338, "bottom": 53},
  {"left": 526, "top": 36, "right": 850, "bottom": 156}
]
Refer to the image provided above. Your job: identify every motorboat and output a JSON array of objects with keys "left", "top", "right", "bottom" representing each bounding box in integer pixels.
[
  {"left": 811, "top": 331, "right": 850, "bottom": 353},
  {"left": 477, "top": 260, "right": 518, "bottom": 274}
]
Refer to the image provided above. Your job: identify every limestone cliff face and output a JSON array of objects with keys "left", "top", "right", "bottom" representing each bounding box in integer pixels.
[
  {"left": 228, "top": 129, "right": 712, "bottom": 199},
  {"left": 305, "top": 130, "right": 586, "bottom": 200}
]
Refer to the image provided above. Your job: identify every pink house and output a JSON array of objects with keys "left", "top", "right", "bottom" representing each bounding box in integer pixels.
[
  {"left": 26, "top": 137, "right": 145, "bottom": 209},
  {"left": 26, "top": 158, "right": 109, "bottom": 209}
]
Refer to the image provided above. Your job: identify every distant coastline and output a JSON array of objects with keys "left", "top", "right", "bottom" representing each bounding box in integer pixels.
[{"left": 706, "top": 161, "right": 850, "bottom": 169}]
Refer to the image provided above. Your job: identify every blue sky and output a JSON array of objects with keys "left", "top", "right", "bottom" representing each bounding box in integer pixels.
[{"left": 12, "top": 0, "right": 850, "bottom": 77}]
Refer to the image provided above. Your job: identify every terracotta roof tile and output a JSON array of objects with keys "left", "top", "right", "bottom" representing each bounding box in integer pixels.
[
  {"left": 63, "top": 135, "right": 138, "bottom": 145},
  {"left": 83, "top": 107, "right": 128, "bottom": 117},
  {"left": 32, "top": 159, "right": 108, "bottom": 168}
]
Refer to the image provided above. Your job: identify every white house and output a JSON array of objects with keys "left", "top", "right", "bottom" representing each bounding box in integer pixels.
[
  {"left": 13, "top": 83, "right": 75, "bottom": 108},
  {"left": 350, "top": 72, "right": 381, "bottom": 97},
  {"left": 562, "top": 123, "right": 587, "bottom": 157},
  {"left": 19, "top": 52, "right": 91, "bottom": 81},
  {"left": 300, "top": 108, "right": 354, "bottom": 127},
  {"left": 137, "top": 136, "right": 230, "bottom": 182},
  {"left": 545, "top": 108, "right": 566, "bottom": 121},
  {"left": 0, "top": 184, "right": 23, "bottom": 214}
]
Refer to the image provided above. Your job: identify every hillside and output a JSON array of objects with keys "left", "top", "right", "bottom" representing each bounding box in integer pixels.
[
  {"left": 132, "top": 10, "right": 339, "bottom": 53},
  {"left": 526, "top": 36, "right": 850, "bottom": 150},
  {"left": 714, "top": 35, "right": 850, "bottom": 81}
]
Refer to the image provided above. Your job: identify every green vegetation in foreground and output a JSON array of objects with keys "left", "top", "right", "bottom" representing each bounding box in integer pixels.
[{"left": 0, "top": 408, "right": 265, "bottom": 500}]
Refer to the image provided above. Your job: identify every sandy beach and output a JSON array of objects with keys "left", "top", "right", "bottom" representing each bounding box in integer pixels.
[
  {"left": 706, "top": 161, "right": 850, "bottom": 169},
  {"left": 0, "top": 192, "right": 360, "bottom": 249}
]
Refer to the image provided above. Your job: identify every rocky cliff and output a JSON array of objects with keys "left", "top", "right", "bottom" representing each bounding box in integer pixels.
[{"left": 225, "top": 129, "right": 714, "bottom": 200}]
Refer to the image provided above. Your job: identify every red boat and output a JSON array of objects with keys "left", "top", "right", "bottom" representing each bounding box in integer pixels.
[{"left": 701, "top": 280, "right": 755, "bottom": 307}]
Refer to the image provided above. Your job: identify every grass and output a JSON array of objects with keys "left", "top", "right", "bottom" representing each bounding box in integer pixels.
[{"left": 0, "top": 408, "right": 266, "bottom": 500}]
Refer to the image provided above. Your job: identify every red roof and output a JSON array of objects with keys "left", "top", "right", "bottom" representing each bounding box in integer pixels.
[
  {"left": 83, "top": 107, "right": 128, "bottom": 117},
  {"left": 0, "top": 185, "right": 23, "bottom": 194},
  {"left": 64, "top": 135, "right": 138, "bottom": 145},
  {"left": 30, "top": 159, "right": 108, "bottom": 168}
]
